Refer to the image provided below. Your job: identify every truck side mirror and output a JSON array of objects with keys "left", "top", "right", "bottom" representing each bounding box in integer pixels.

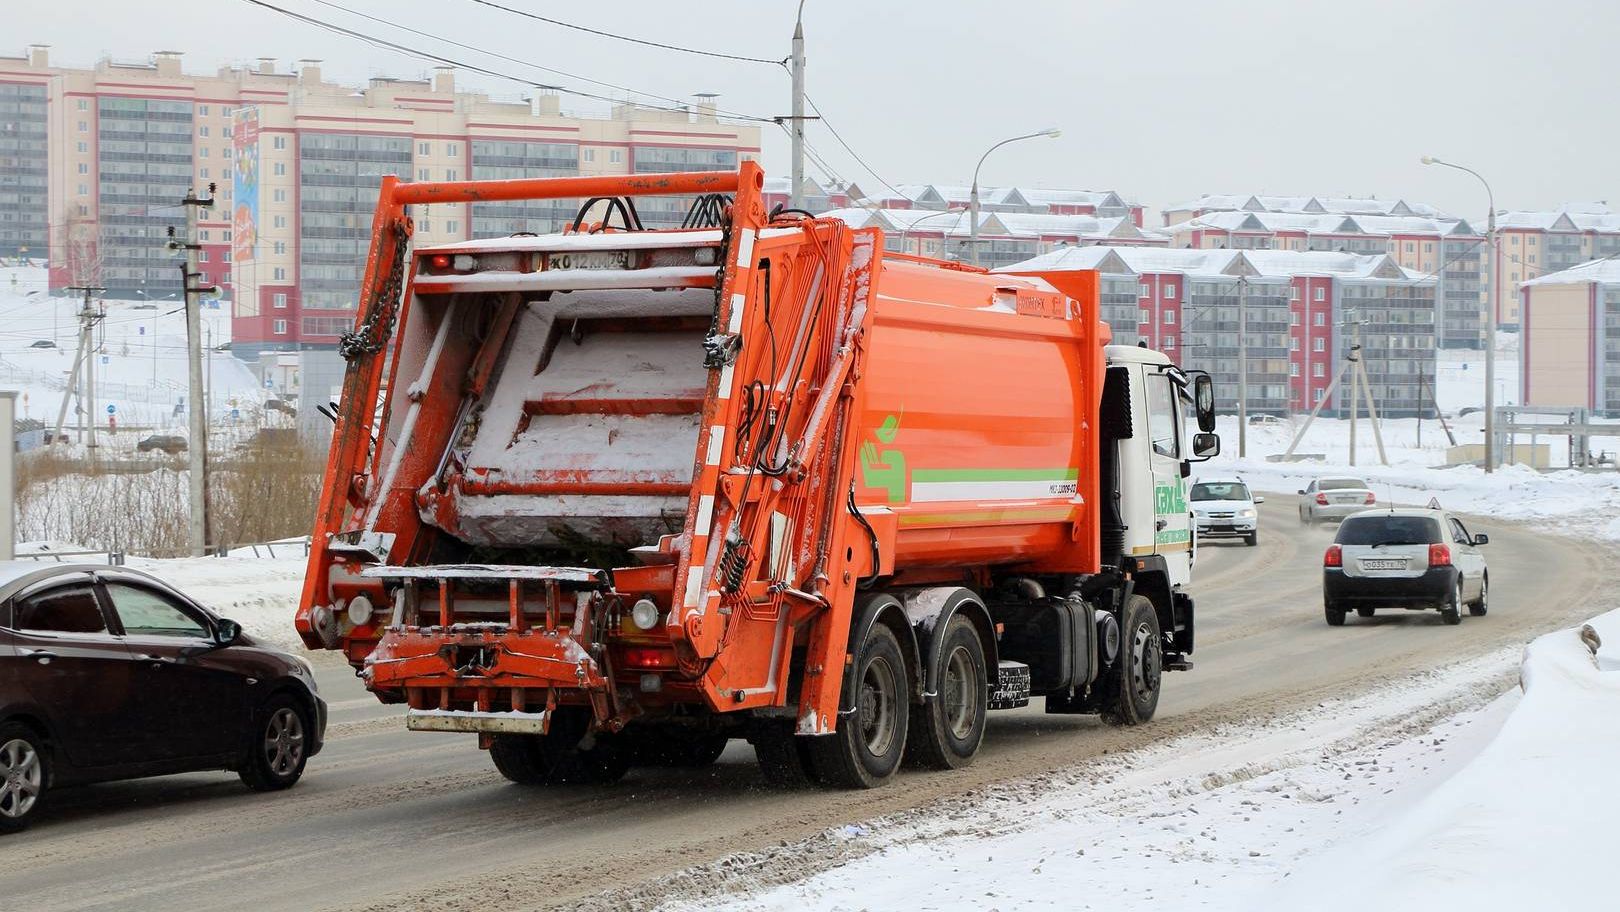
[
  {"left": 1193, "top": 374, "right": 1215, "bottom": 433},
  {"left": 1190, "top": 432, "right": 1219, "bottom": 459}
]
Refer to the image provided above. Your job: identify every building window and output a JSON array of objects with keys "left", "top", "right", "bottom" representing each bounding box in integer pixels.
[
  {"left": 1163, "top": 336, "right": 1175, "bottom": 348},
  {"left": 583, "top": 148, "right": 596, "bottom": 162},
  {"left": 1289, "top": 312, "right": 1300, "bottom": 326},
  {"left": 273, "top": 216, "right": 286, "bottom": 229},
  {"left": 77, "top": 120, "right": 87, "bottom": 132},
  {"left": 222, "top": 167, "right": 232, "bottom": 180},
  {"left": 199, "top": 126, "right": 210, "bottom": 137},
  {"left": 1314, "top": 287, "right": 1325, "bottom": 302},
  {"left": 609, "top": 149, "right": 623, "bottom": 164},
  {"left": 1289, "top": 337, "right": 1299, "bottom": 351},
  {"left": 201, "top": 168, "right": 210, "bottom": 179},
  {"left": 199, "top": 250, "right": 209, "bottom": 263},
  {"left": 199, "top": 104, "right": 209, "bottom": 116},
  {"left": 418, "top": 168, "right": 431, "bottom": 181},
  {"left": 446, "top": 220, "right": 459, "bottom": 234},
  {"left": 77, "top": 163, "right": 88, "bottom": 175},
  {"left": 223, "top": 147, "right": 232, "bottom": 159},
  {"left": 419, "top": 141, "right": 431, "bottom": 156},
  {"left": 1163, "top": 310, "right": 1175, "bottom": 325},
  {"left": 1315, "top": 388, "right": 1324, "bottom": 403},
  {"left": 1510, "top": 235, "right": 1519, "bottom": 246},
  {"left": 1313, "top": 338, "right": 1325, "bottom": 352},
  {"left": 273, "top": 135, "right": 286, "bottom": 150},
  {"left": 1289, "top": 363, "right": 1300, "bottom": 377},
  {"left": 1314, "top": 312, "right": 1325, "bottom": 326},
  {"left": 1139, "top": 282, "right": 1151, "bottom": 297},
  {"left": 446, "top": 143, "right": 459, "bottom": 157},
  {"left": 76, "top": 141, "right": 88, "bottom": 153},
  {"left": 1404, "top": 242, "right": 1413, "bottom": 253},
  {"left": 223, "top": 106, "right": 233, "bottom": 116},
  {"left": 420, "top": 220, "right": 432, "bottom": 233},
  {"left": 77, "top": 98, "right": 88, "bottom": 111},
  {"left": 273, "top": 241, "right": 287, "bottom": 255},
  {"left": 200, "top": 147, "right": 209, "bottom": 158},
  {"left": 223, "top": 126, "right": 232, "bottom": 138},
  {"left": 273, "top": 267, "right": 287, "bottom": 281},
  {"left": 273, "top": 319, "right": 288, "bottom": 334},
  {"left": 274, "top": 162, "right": 286, "bottom": 176},
  {"left": 444, "top": 168, "right": 458, "bottom": 181},
  {"left": 1165, "top": 283, "right": 1177, "bottom": 299},
  {"left": 76, "top": 183, "right": 87, "bottom": 195},
  {"left": 223, "top": 250, "right": 231, "bottom": 263},
  {"left": 273, "top": 293, "right": 287, "bottom": 308},
  {"left": 1139, "top": 309, "right": 1150, "bottom": 324},
  {"left": 1424, "top": 243, "right": 1433, "bottom": 253},
  {"left": 1290, "top": 286, "right": 1299, "bottom": 301},
  {"left": 273, "top": 189, "right": 286, "bottom": 202},
  {"left": 1314, "top": 363, "right": 1325, "bottom": 378},
  {"left": 224, "top": 230, "right": 231, "bottom": 241}
]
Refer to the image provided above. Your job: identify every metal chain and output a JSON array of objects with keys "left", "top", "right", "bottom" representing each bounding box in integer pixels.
[{"left": 339, "top": 221, "right": 409, "bottom": 362}]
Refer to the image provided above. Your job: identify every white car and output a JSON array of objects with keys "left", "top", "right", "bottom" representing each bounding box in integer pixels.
[
  {"left": 1190, "top": 477, "right": 1262, "bottom": 546},
  {"left": 1298, "top": 476, "right": 1377, "bottom": 524},
  {"left": 1322, "top": 507, "right": 1490, "bottom": 626}
]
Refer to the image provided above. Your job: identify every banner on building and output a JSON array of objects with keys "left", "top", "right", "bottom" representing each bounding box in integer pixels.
[{"left": 232, "top": 107, "right": 260, "bottom": 264}]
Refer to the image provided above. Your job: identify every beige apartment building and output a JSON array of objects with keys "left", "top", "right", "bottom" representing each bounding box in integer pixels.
[
  {"left": 1520, "top": 258, "right": 1620, "bottom": 415},
  {"left": 0, "top": 45, "right": 759, "bottom": 356}
]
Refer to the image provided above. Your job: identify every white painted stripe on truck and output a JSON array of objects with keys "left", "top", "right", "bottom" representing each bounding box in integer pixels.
[
  {"left": 694, "top": 494, "right": 715, "bottom": 536},
  {"left": 705, "top": 426, "right": 726, "bottom": 465},
  {"left": 735, "top": 230, "right": 755, "bottom": 267},
  {"left": 728, "top": 293, "right": 746, "bottom": 332},
  {"left": 683, "top": 571, "right": 703, "bottom": 609},
  {"left": 909, "top": 479, "right": 1081, "bottom": 503},
  {"left": 716, "top": 363, "right": 734, "bottom": 399}
]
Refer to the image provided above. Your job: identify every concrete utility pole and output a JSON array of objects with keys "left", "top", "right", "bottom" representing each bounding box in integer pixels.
[
  {"left": 1422, "top": 156, "right": 1497, "bottom": 472},
  {"left": 174, "top": 185, "right": 217, "bottom": 556},
  {"left": 788, "top": 0, "right": 806, "bottom": 211},
  {"left": 1237, "top": 274, "right": 1248, "bottom": 458},
  {"left": 56, "top": 285, "right": 104, "bottom": 452},
  {"left": 969, "top": 128, "right": 1061, "bottom": 267},
  {"left": 1282, "top": 310, "right": 1387, "bottom": 467}
]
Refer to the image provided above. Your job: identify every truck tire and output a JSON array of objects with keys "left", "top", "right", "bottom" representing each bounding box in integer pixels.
[
  {"left": 489, "top": 709, "right": 629, "bottom": 785},
  {"left": 0, "top": 722, "right": 48, "bottom": 834},
  {"left": 805, "top": 622, "right": 909, "bottom": 788},
  {"left": 905, "top": 615, "right": 987, "bottom": 770},
  {"left": 1099, "top": 595, "right": 1161, "bottom": 726},
  {"left": 750, "top": 724, "right": 817, "bottom": 788}
]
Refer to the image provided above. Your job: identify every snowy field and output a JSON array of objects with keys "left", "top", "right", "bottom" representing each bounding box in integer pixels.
[
  {"left": 0, "top": 264, "right": 265, "bottom": 431},
  {"left": 668, "top": 612, "right": 1615, "bottom": 912}
]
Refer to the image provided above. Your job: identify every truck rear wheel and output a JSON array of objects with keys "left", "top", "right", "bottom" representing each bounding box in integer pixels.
[
  {"left": 905, "top": 615, "right": 988, "bottom": 770},
  {"left": 805, "top": 622, "right": 909, "bottom": 788},
  {"left": 488, "top": 709, "right": 629, "bottom": 785},
  {"left": 750, "top": 724, "right": 817, "bottom": 788},
  {"left": 1099, "top": 595, "right": 1162, "bottom": 726}
]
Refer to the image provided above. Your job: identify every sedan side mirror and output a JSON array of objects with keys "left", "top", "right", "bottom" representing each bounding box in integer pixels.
[
  {"left": 1473, "top": 533, "right": 1489, "bottom": 546},
  {"left": 1190, "top": 432, "right": 1220, "bottom": 459},
  {"left": 1297, "top": 489, "right": 1306, "bottom": 495},
  {"left": 215, "top": 618, "right": 242, "bottom": 646},
  {"left": 1254, "top": 495, "right": 1266, "bottom": 504}
]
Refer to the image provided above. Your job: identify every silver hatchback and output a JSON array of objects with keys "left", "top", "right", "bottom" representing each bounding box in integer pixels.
[
  {"left": 1322, "top": 508, "right": 1490, "bottom": 626},
  {"left": 1298, "top": 476, "right": 1377, "bottom": 524}
]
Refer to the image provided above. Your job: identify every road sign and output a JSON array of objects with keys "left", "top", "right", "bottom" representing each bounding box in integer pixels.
[
  {"left": 106, "top": 404, "right": 116, "bottom": 415},
  {"left": 1426, "top": 496, "right": 1442, "bottom": 510}
]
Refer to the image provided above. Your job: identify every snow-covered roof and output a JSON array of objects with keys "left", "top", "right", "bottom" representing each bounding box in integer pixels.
[
  {"left": 1496, "top": 206, "right": 1620, "bottom": 234},
  {"left": 822, "top": 207, "right": 1169, "bottom": 242},
  {"left": 1170, "top": 210, "right": 1476, "bottom": 238},
  {"left": 1521, "top": 257, "right": 1620, "bottom": 287},
  {"left": 1000, "top": 245, "right": 1432, "bottom": 284},
  {"left": 1165, "top": 193, "right": 1445, "bottom": 219},
  {"left": 849, "top": 183, "right": 1139, "bottom": 212}
]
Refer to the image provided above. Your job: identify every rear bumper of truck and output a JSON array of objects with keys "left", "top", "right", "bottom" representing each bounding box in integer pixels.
[{"left": 405, "top": 708, "right": 552, "bottom": 734}]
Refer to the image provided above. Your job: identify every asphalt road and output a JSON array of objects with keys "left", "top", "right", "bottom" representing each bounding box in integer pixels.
[{"left": 2, "top": 496, "right": 1611, "bottom": 911}]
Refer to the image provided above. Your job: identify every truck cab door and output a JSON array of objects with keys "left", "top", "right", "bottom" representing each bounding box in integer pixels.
[{"left": 1143, "top": 370, "right": 1192, "bottom": 586}]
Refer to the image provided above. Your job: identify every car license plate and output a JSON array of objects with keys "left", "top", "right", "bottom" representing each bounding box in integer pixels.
[
  {"left": 547, "top": 250, "right": 630, "bottom": 271},
  {"left": 1361, "top": 559, "right": 1405, "bottom": 570}
]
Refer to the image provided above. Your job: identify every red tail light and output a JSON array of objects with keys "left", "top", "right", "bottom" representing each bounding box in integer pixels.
[
  {"left": 1324, "top": 544, "right": 1342, "bottom": 567},
  {"left": 1428, "top": 543, "right": 1452, "bottom": 567},
  {"left": 429, "top": 253, "right": 452, "bottom": 271},
  {"left": 1364, "top": 492, "right": 1376, "bottom": 504},
  {"left": 1315, "top": 493, "right": 1329, "bottom": 505},
  {"left": 621, "top": 646, "right": 676, "bottom": 669}
]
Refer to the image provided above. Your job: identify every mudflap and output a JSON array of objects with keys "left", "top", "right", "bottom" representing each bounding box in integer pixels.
[{"left": 1167, "top": 590, "right": 1195, "bottom": 670}]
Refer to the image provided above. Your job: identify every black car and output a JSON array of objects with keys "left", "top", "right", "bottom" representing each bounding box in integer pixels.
[
  {"left": 0, "top": 563, "right": 325, "bottom": 832},
  {"left": 136, "top": 434, "right": 188, "bottom": 455}
]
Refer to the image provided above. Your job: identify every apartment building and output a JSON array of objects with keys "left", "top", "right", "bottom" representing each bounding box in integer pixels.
[
  {"left": 849, "top": 183, "right": 1146, "bottom": 226},
  {"left": 1005, "top": 246, "right": 1439, "bottom": 416},
  {"left": 1493, "top": 204, "right": 1620, "bottom": 330},
  {"left": 1162, "top": 193, "right": 1444, "bottom": 227},
  {"left": 825, "top": 207, "right": 1168, "bottom": 270},
  {"left": 1162, "top": 208, "right": 1482, "bottom": 351},
  {"left": 0, "top": 46, "right": 759, "bottom": 351},
  {"left": 1519, "top": 258, "right": 1620, "bottom": 415}
]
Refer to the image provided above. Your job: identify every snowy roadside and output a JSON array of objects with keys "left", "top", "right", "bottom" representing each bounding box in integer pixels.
[{"left": 638, "top": 647, "right": 1528, "bottom": 912}]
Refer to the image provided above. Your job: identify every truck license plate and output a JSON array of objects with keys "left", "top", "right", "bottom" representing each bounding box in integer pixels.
[
  {"left": 1361, "top": 559, "right": 1405, "bottom": 570},
  {"left": 547, "top": 250, "right": 630, "bottom": 271}
]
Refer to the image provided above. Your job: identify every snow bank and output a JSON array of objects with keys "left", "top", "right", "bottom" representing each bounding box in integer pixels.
[{"left": 1263, "top": 610, "right": 1620, "bottom": 912}]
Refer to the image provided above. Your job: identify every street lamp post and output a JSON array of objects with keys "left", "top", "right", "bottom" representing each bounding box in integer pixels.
[
  {"left": 969, "top": 128, "right": 1061, "bottom": 267},
  {"left": 1422, "top": 155, "right": 1497, "bottom": 473},
  {"left": 898, "top": 207, "right": 968, "bottom": 257}
]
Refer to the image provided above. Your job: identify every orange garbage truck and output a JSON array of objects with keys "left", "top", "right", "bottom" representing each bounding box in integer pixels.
[{"left": 296, "top": 163, "right": 1220, "bottom": 788}]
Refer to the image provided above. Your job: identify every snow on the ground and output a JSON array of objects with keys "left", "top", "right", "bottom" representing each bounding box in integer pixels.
[
  {"left": 1203, "top": 414, "right": 1620, "bottom": 541},
  {"left": 664, "top": 649, "right": 1527, "bottom": 912},
  {"left": 0, "top": 264, "right": 265, "bottom": 430},
  {"left": 1262, "top": 609, "right": 1620, "bottom": 912},
  {"left": 1434, "top": 332, "right": 1520, "bottom": 415}
]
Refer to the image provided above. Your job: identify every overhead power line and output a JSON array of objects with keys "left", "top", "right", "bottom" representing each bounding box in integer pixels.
[
  {"left": 238, "top": 0, "right": 775, "bottom": 123},
  {"left": 803, "top": 93, "right": 909, "bottom": 203},
  {"left": 463, "top": 0, "right": 787, "bottom": 66}
]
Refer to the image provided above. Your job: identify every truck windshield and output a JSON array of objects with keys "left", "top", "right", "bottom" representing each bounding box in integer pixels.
[
  {"left": 1190, "top": 482, "right": 1249, "bottom": 501},
  {"left": 1336, "top": 515, "right": 1441, "bottom": 546}
]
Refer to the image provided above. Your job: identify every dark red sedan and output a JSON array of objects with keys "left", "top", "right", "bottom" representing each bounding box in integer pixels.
[{"left": 0, "top": 563, "right": 325, "bottom": 833}]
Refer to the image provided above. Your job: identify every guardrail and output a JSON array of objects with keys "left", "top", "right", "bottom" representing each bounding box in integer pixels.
[{"left": 14, "top": 536, "right": 312, "bottom": 564}]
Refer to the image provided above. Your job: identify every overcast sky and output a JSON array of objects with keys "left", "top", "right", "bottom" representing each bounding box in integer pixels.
[{"left": 15, "top": 0, "right": 1617, "bottom": 220}]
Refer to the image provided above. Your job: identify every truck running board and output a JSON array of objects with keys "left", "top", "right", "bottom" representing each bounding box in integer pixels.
[{"left": 406, "top": 708, "right": 552, "bottom": 734}]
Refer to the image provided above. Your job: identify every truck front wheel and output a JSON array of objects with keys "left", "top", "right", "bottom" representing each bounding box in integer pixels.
[
  {"left": 1099, "top": 595, "right": 1162, "bottom": 726},
  {"left": 806, "top": 622, "right": 909, "bottom": 788},
  {"left": 905, "top": 615, "right": 988, "bottom": 770}
]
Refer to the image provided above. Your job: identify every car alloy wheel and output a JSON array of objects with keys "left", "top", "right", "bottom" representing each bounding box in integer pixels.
[
  {"left": 0, "top": 738, "right": 43, "bottom": 822},
  {"left": 264, "top": 706, "right": 306, "bottom": 777}
]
